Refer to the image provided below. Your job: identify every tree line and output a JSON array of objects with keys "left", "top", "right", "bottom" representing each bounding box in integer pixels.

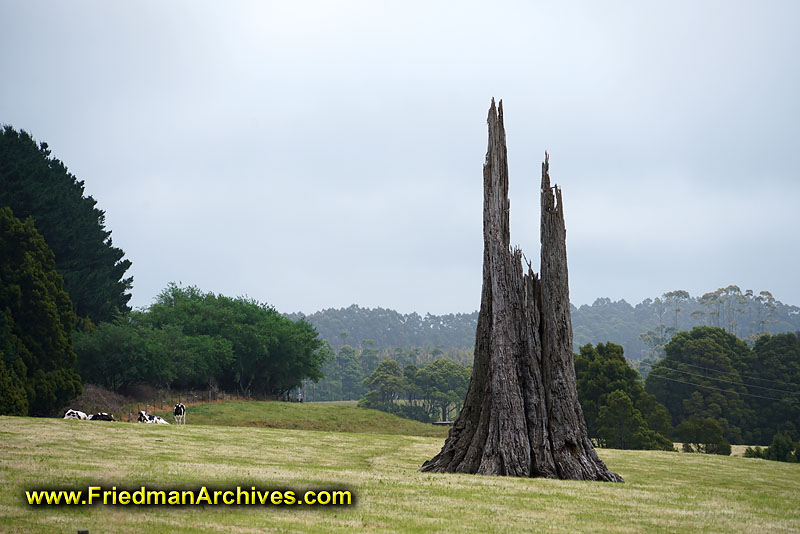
[
  {"left": 0, "top": 126, "right": 327, "bottom": 415},
  {"left": 307, "top": 323, "right": 799, "bottom": 454},
  {"left": 576, "top": 326, "right": 800, "bottom": 455},
  {"left": 644, "top": 326, "right": 800, "bottom": 446},
  {"left": 358, "top": 359, "right": 471, "bottom": 423},
  {"left": 75, "top": 284, "right": 326, "bottom": 398},
  {"left": 574, "top": 287, "right": 799, "bottom": 362},
  {"left": 744, "top": 433, "right": 800, "bottom": 463},
  {"left": 305, "top": 343, "right": 472, "bottom": 402},
  {"left": 300, "top": 341, "right": 472, "bottom": 422},
  {"left": 291, "top": 290, "right": 800, "bottom": 362},
  {"left": 288, "top": 305, "right": 478, "bottom": 352}
]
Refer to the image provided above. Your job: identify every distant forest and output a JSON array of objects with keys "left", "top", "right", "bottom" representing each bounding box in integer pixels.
[
  {"left": 286, "top": 307, "right": 478, "bottom": 352},
  {"left": 290, "top": 286, "right": 800, "bottom": 361}
]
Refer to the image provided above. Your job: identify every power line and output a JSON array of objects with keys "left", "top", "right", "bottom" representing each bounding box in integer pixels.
[
  {"left": 646, "top": 373, "right": 797, "bottom": 402},
  {"left": 652, "top": 359, "right": 800, "bottom": 389},
  {"left": 653, "top": 362, "right": 799, "bottom": 394}
]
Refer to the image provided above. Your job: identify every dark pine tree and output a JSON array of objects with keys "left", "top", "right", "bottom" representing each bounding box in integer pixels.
[
  {"left": 0, "top": 126, "right": 132, "bottom": 324},
  {"left": 0, "top": 207, "right": 82, "bottom": 415}
]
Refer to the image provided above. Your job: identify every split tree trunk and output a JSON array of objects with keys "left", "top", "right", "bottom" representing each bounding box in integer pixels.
[{"left": 420, "top": 99, "right": 622, "bottom": 481}]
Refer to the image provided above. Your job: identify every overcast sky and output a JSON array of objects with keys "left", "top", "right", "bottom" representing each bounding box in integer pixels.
[{"left": 2, "top": 1, "right": 798, "bottom": 315}]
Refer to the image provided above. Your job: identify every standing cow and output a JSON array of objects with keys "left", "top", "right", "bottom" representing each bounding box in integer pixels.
[{"left": 173, "top": 403, "right": 186, "bottom": 425}]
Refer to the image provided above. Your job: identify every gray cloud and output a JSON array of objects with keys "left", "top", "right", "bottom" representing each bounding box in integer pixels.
[{"left": 2, "top": 1, "right": 798, "bottom": 314}]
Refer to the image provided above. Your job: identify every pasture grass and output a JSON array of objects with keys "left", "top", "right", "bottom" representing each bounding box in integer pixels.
[
  {"left": 150, "top": 400, "right": 448, "bottom": 438},
  {"left": 0, "top": 416, "right": 798, "bottom": 533}
]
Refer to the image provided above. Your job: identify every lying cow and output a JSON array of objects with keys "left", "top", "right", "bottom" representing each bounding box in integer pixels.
[
  {"left": 63, "top": 409, "right": 88, "bottom": 420},
  {"left": 173, "top": 403, "right": 186, "bottom": 424},
  {"left": 137, "top": 410, "right": 170, "bottom": 424},
  {"left": 88, "top": 412, "right": 115, "bottom": 421}
]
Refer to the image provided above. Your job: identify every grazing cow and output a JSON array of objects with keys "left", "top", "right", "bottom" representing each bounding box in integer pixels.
[
  {"left": 137, "top": 410, "right": 170, "bottom": 424},
  {"left": 173, "top": 403, "right": 186, "bottom": 425},
  {"left": 64, "top": 409, "right": 88, "bottom": 420},
  {"left": 88, "top": 412, "right": 115, "bottom": 421}
]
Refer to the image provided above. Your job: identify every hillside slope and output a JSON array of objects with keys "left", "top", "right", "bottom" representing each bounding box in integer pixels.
[{"left": 152, "top": 400, "right": 449, "bottom": 438}]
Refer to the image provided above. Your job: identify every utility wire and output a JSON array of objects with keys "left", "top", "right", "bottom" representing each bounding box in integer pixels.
[
  {"left": 653, "top": 362, "right": 799, "bottom": 394},
  {"left": 646, "top": 373, "right": 796, "bottom": 402},
  {"left": 652, "top": 359, "right": 800, "bottom": 389}
]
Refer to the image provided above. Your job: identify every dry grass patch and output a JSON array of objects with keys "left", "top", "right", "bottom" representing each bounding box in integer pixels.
[{"left": 0, "top": 416, "right": 797, "bottom": 533}]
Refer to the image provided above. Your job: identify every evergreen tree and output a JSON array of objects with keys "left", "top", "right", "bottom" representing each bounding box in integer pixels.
[
  {"left": 0, "top": 207, "right": 82, "bottom": 415},
  {"left": 0, "top": 126, "right": 132, "bottom": 324},
  {"left": 745, "top": 333, "right": 800, "bottom": 443},
  {"left": 645, "top": 327, "right": 753, "bottom": 443},
  {"left": 575, "top": 342, "right": 673, "bottom": 442},
  {"left": 597, "top": 390, "right": 642, "bottom": 449},
  {"left": 676, "top": 416, "right": 731, "bottom": 455},
  {"left": 337, "top": 345, "right": 364, "bottom": 400},
  {"left": 745, "top": 432, "right": 799, "bottom": 463},
  {"left": 0, "top": 357, "right": 27, "bottom": 415}
]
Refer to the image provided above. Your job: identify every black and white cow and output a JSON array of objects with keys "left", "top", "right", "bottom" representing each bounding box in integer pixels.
[
  {"left": 150, "top": 414, "right": 170, "bottom": 424},
  {"left": 88, "top": 412, "right": 115, "bottom": 421},
  {"left": 137, "top": 410, "right": 170, "bottom": 424},
  {"left": 63, "top": 409, "right": 88, "bottom": 420},
  {"left": 173, "top": 403, "right": 186, "bottom": 425}
]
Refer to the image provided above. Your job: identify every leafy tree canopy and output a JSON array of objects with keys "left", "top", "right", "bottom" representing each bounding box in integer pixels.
[
  {"left": 412, "top": 359, "right": 470, "bottom": 422},
  {"left": 358, "top": 357, "right": 470, "bottom": 423},
  {"left": 73, "top": 318, "right": 234, "bottom": 392},
  {"left": 74, "top": 284, "right": 327, "bottom": 397},
  {"left": 142, "top": 284, "right": 325, "bottom": 396},
  {"left": 361, "top": 359, "right": 403, "bottom": 406}
]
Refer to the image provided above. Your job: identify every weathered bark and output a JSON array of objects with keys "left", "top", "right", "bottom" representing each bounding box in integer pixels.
[{"left": 420, "top": 99, "right": 622, "bottom": 481}]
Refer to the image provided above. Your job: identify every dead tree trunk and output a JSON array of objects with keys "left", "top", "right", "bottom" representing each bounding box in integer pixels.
[{"left": 420, "top": 99, "right": 622, "bottom": 481}]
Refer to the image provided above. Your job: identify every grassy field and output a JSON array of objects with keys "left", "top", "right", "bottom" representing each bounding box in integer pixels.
[
  {"left": 1, "top": 414, "right": 798, "bottom": 533},
  {"left": 150, "top": 401, "right": 448, "bottom": 438}
]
